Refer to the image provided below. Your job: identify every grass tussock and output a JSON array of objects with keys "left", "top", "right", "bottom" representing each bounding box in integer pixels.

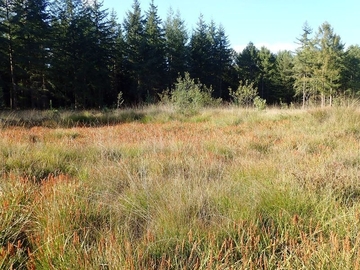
[{"left": 1, "top": 105, "right": 360, "bottom": 268}]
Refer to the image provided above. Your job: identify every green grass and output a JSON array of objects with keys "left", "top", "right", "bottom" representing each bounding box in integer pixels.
[{"left": 1, "top": 105, "right": 360, "bottom": 268}]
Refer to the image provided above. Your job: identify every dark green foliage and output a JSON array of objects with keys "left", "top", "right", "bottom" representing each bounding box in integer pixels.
[
  {"left": 0, "top": 0, "right": 358, "bottom": 109},
  {"left": 142, "top": 0, "right": 166, "bottom": 101},
  {"left": 49, "top": 0, "right": 117, "bottom": 108},
  {"left": 164, "top": 9, "right": 188, "bottom": 90},
  {"left": 274, "top": 50, "right": 295, "bottom": 104},
  {"left": 188, "top": 16, "right": 234, "bottom": 100},
  {"left": 236, "top": 42, "right": 261, "bottom": 84},
  {"left": 257, "top": 47, "right": 277, "bottom": 102},
  {"left": 341, "top": 45, "right": 360, "bottom": 96},
  {"left": 122, "top": 0, "right": 146, "bottom": 102},
  {"left": 0, "top": 0, "right": 50, "bottom": 109},
  {"left": 189, "top": 15, "right": 212, "bottom": 88}
]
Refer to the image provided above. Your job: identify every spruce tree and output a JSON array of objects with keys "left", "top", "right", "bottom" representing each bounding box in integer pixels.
[
  {"left": 314, "top": 22, "right": 344, "bottom": 106},
  {"left": 274, "top": 50, "right": 295, "bottom": 104},
  {"left": 164, "top": 8, "right": 188, "bottom": 90},
  {"left": 123, "top": 0, "right": 146, "bottom": 102},
  {"left": 0, "top": 0, "right": 9, "bottom": 107},
  {"left": 143, "top": 0, "right": 166, "bottom": 101},
  {"left": 257, "top": 46, "right": 276, "bottom": 102},
  {"left": 211, "top": 23, "right": 233, "bottom": 98},
  {"left": 236, "top": 42, "right": 260, "bottom": 84},
  {"left": 5, "top": 0, "right": 51, "bottom": 108},
  {"left": 1, "top": 0, "right": 19, "bottom": 108},
  {"left": 341, "top": 45, "right": 360, "bottom": 96},
  {"left": 189, "top": 14, "right": 212, "bottom": 87},
  {"left": 83, "top": 0, "right": 117, "bottom": 107},
  {"left": 108, "top": 9, "right": 126, "bottom": 105},
  {"left": 293, "top": 22, "right": 316, "bottom": 107},
  {"left": 49, "top": 0, "right": 84, "bottom": 107}
]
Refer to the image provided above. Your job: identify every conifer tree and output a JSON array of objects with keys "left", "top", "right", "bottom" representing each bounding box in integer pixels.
[
  {"left": 5, "top": 0, "right": 51, "bottom": 108},
  {"left": 108, "top": 9, "right": 126, "bottom": 104},
  {"left": 293, "top": 22, "right": 316, "bottom": 107},
  {"left": 314, "top": 22, "right": 344, "bottom": 106},
  {"left": 189, "top": 14, "right": 212, "bottom": 86},
  {"left": 0, "top": 0, "right": 10, "bottom": 107},
  {"left": 143, "top": 0, "right": 166, "bottom": 101},
  {"left": 1, "top": 0, "right": 19, "bottom": 108},
  {"left": 258, "top": 46, "right": 276, "bottom": 102},
  {"left": 123, "top": 0, "right": 146, "bottom": 102},
  {"left": 164, "top": 8, "right": 188, "bottom": 89},
  {"left": 83, "top": 0, "right": 117, "bottom": 107},
  {"left": 236, "top": 42, "right": 260, "bottom": 84},
  {"left": 209, "top": 22, "right": 233, "bottom": 98},
  {"left": 341, "top": 45, "right": 360, "bottom": 95},
  {"left": 274, "top": 50, "right": 295, "bottom": 103},
  {"left": 49, "top": 0, "right": 84, "bottom": 107}
]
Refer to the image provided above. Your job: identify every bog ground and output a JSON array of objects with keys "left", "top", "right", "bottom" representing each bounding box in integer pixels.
[{"left": 1, "top": 106, "right": 360, "bottom": 269}]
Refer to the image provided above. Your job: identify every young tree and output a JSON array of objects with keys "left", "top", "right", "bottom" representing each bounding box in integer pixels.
[{"left": 229, "top": 79, "right": 258, "bottom": 107}]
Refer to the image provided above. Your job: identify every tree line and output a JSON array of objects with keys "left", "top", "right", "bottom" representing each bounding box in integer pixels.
[{"left": 1, "top": 0, "right": 360, "bottom": 109}]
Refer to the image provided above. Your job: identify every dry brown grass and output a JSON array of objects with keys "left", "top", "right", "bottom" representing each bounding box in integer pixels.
[{"left": 1, "top": 106, "right": 360, "bottom": 269}]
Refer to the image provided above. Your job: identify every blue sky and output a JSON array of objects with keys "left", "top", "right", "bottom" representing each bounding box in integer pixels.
[{"left": 102, "top": 0, "right": 359, "bottom": 53}]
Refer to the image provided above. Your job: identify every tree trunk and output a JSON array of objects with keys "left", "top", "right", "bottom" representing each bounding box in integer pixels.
[
  {"left": 6, "top": 0, "right": 17, "bottom": 109},
  {"left": 302, "top": 75, "right": 306, "bottom": 109}
]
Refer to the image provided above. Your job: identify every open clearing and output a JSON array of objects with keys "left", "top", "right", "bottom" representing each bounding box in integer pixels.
[{"left": 1, "top": 107, "right": 360, "bottom": 269}]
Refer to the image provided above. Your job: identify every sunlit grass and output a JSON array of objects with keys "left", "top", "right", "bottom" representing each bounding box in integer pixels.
[{"left": 1, "top": 105, "right": 360, "bottom": 268}]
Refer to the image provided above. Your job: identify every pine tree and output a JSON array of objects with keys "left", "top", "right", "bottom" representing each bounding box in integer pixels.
[
  {"left": 189, "top": 14, "right": 212, "bottom": 86},
  {"left": 143, "top": 0, "right": 166, "bottom": 101},
  {"left": 4, "top": 0, "right": 51, "bottom": 108},
  {"left": 83, "top": 0, "right": 118, "bottom": 107},
  {"left": 293, "top": 22, "right": 316, "bottom": 107},
  {"left": 49, "top": 0, "right": 84, "bottom": 107},
  {"left": 341, "top": 45, "right": 360, "bottom": 96},
  {"left": 314, "top": 22, "right": 344, "bottom": 106},
  {"left": 257, "top": 46, "right": 276, "bottom": 102},
  {"left": 209, "top": 22, "right": 233, "bottom": 98},
  {"left": 123, "top": 0, "right": 146, "bottom": 102},
  {"left": 1, "top": 0, "right": 18, "bottom": 108},
  {"left": 0, "top": 0, "right": 9, "bottom": 107},
  {"left": 274, "top": 50, "right": 295, "bottom": 103},
  {"left": 108, "top": 9, "right": 126, "bottom": 105},
  {"left": 164, "top": 8, "right": 188, "bottom": 90},
  {"left": 236, "top": 42, "right": 260, "bottom": 84}
]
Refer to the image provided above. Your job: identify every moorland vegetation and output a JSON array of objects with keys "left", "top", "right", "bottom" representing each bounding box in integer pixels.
[{"left": 2, "top": 101, "right": 360, "bottom": 268}]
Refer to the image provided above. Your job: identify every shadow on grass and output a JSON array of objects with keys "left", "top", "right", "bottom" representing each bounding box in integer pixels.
[{"left": 0, "top": 109, "right": 147, "bottom": 128}]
